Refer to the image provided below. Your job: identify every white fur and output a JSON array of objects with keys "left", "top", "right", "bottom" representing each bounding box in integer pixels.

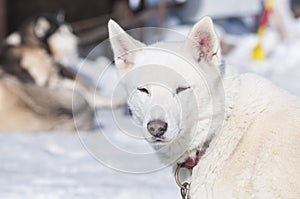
[
  {"left": 109, "top": 17, "right": 300, "bottom": 198},
  {"left": 48, "top": 25, "right": 79, "bottom": 66},
  {"left": 35, "top": 17, "right": 51, "bottom": 38},
  {"left": 6, "top": 32, "right": 21, "bottom": 46}
]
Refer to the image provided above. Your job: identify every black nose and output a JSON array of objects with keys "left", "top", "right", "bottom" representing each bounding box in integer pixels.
[{"left": 147, "top": 120, "right": 168, "bottom": 138}]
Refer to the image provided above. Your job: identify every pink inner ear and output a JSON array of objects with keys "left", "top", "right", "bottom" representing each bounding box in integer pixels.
[{"left": 196, "top": 31, "right": 211, "bottom": 62}]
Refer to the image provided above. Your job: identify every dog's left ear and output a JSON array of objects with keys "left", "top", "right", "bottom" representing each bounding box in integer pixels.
[{"left": 184, "top": 16, "right": 221, "bottom": 67}]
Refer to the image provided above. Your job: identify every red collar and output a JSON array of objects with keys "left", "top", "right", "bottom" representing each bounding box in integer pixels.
[{"left": 181, "top": 150, "right": 206, "bottom": 169}]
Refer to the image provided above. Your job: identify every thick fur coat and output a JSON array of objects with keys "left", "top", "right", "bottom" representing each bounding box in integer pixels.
[{"left": 190, "top": 74, "right": 300, "bottom": 198}]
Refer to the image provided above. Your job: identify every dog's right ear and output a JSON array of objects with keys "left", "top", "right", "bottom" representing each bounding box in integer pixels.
[{"left": 108, "top": 20, "right": 145, "bottom": 73}]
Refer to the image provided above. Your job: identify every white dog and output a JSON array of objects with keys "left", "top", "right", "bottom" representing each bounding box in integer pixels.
[{"left": 108, "top": 17, "right": 300, "bottom": 198}]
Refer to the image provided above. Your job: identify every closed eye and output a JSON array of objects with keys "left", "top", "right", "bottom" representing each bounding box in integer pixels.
[
  {"left": 176, "top": 86, "right": 190, "bottom": 94},
  {"left": 137, "top": 87, "right": 150, "bottom": 95}
]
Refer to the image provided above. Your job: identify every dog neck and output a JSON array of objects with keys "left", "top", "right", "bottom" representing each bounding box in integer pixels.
[
  {"left": 175, "top": 65, "right": 241, "bottom": 168},
  {"left": 176, "top": 135, "right": 212, "bottom": 168},
  {"left": 181, "top": 147, "right": 207, "bottom": 169}
]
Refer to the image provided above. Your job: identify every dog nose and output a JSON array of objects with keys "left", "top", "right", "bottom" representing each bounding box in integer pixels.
[{"left": 147, "top": 120, "right": 168, "bottom": 137}]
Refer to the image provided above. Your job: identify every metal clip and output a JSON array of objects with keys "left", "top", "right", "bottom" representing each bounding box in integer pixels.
[
  {"left": 180, "top": 182, "right": 190, "bottom": 199},
  {"left": 175, "top": 164, "right": 191, "bottom": 199}
]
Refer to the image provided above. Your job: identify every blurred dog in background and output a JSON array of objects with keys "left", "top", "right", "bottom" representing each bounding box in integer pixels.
[{"left": 0, "top": 13, "right": 122, "bottom": 132}]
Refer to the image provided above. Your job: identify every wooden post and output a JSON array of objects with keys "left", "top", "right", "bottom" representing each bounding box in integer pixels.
[
  {"left": 0, "top": 0, "right": 6, "bottom": 43},
  {"left": 158, "top": 0, "right": 167, "bottom": 39}
]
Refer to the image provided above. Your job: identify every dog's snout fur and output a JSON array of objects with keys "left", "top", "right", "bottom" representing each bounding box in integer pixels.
[{"left": 147, "top": 119, "right": 168, "bottom": 137}]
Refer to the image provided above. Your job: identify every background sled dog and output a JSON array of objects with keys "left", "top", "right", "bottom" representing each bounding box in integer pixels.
[
  {"left": 109, "top": 16, "right": 300, "bottom": 198},
  {"left": 0, "top": 13, "right": 121, "bottom": 132}
]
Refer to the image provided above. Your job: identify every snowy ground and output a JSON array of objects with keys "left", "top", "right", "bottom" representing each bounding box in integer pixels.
[
  {"left": 1, "top": 23, "right": 300, "bottom": 199},
  {"left": 0, "top": 132, "right": 178, "bottom": 199}
]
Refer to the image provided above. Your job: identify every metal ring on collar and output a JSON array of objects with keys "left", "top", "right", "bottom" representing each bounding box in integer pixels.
[{"left": 175, "top": 164, "right": 188, "bottom": 189}]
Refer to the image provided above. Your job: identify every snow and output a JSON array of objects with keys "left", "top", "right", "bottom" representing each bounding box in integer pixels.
[
  {"left": 1, "top": 19, "right": 300, "bottom": 199},
  {"left": 0, "top": 133, "right": 178, "bottom": 199},
  {"left": 225, "top": 28, "right": 300, "bottom": 96}
]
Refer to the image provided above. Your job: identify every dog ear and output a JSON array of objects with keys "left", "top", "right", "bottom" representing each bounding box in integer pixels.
[
  {"left": 57, "top": 10, "right": 66, "bottom": 23},
  {"left": 184, "top": 16, "right": 221, "bottom": 67},
  {"left": 108, "top": 19, "right": 145, "bottom": 72},
  {"left": 35, "top": 17, "right": 51, "bottom": 39}
]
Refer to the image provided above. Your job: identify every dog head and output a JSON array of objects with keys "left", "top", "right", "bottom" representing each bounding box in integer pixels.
[
  {"left": 7, "top": 12, "right": 79, "bottom": 66},
  {"left": 109, "top": 17, "right": 225, "bottom": 160}
]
